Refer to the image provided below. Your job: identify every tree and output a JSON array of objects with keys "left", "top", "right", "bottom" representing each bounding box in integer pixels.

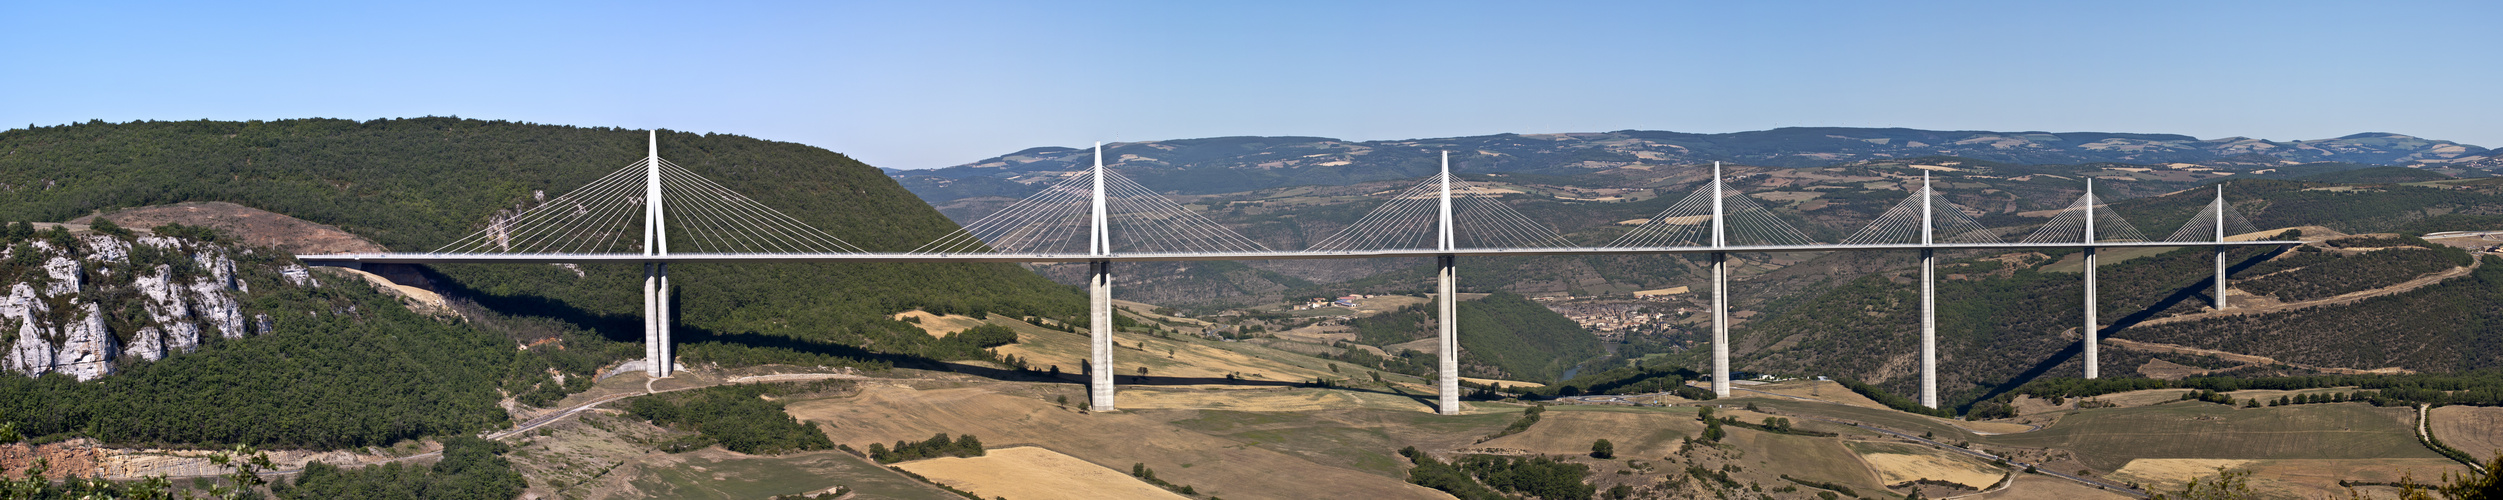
[
  {"left": 1590, "top": 439, "right": 1615, "bottom": 459},
  {"left": 2148, "top": 468, "right": 2253, "bottom": 500},
  {"left": 88, "top": 217, "right": 130, "bottom": 237}
]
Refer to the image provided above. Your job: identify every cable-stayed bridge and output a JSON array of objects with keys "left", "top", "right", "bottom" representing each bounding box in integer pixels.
[{"left": 300, "top": 133, "right": 2293, "bottom": 415}]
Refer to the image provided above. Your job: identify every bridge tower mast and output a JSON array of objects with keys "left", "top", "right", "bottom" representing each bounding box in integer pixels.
[
  {"left": 1089, "top": 142, "right": 1117, "bottom": 412},
  {"left": 1920, "top": 173, "right": 1937, "bottom": 408},
  {"left": 2083, "top": 178, "right": 2099, "bottom": 380},
  {"left": 1711, "top": 161, "right": 1731, "bottom": 398},
  {"left": 2214, "top": 185, "right": 2229, "bottom": 310},
  {"left": 1436, "top": 151, "right": 1460, "bottom": 416},
  {"left": 644, "top": 130, "right": 673, "bottom": 378}
]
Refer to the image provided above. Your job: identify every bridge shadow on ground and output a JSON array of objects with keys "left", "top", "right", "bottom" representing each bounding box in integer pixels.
[
  {"left": 1958, "top": 247, "right": 2284, "bottom": 413},
  {"left": 410, "top": 265, "right": 964, "bottom": 372},
  {"left": 393, "top": 264, "right": 1447, "bottom": 411},
  {"left": 952, "top": 363, "right": 1443, "bottom": 411}
]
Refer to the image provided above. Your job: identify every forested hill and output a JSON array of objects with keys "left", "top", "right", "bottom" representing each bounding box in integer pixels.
[{"left": 0, "top": 118, "right": 1084, "bottom": 368}]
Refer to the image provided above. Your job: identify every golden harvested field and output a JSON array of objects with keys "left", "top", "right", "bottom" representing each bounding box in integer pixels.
[
  {"left": 890, "top": 311, "right": 990, "bottom": 337},
  {"left": 1747, "top": 380, "right": 1888, "bottom": 410},
  {"left": 784, "top": 384, "right": 1456, "bottom": 500},
  {"left": 1844, "top": 441, "right": 2005, "bottom": 489},
  {"left": 2089, "top": 389, "right": 2198, "bottom": 408},
  {"left": 2108, "top": 458, "right": 2255, "bottom": 487},
  {"left": 2430, "top": 405, "right": 2503, "bottom": 460},
  {"left": 1116, "top": 387, "right": 1438, "bottom": 413},
  {"left": 895, "top": 447, "right": 1187, "bottom": 500},
  {"left": 1460, "top": 377, "right": 1545, "bottom": 389},
  {"left": 1974, "top": 473, "right": 2130, "bottom": 500},
  {"left": 985, "top": 315, "right": 1351, "bottom": 385}
]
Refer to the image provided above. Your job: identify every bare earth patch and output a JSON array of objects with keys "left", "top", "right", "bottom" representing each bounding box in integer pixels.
[
  {"left": 2430, "top": 405, "right": 2503, "bottom": 460},
  {"left": 2109, "top": 458, "right": 2255, "bottom": 488},
  {"left": 895, "top": 446, "right": 1188, "bottom": 500},
  {"left": 1974, "top": 473, "right": 2129, "bottom": 500},
  {"left": 1846, "top": 441, "right": 2005, "bottom": 489},
  {"left": 891, "top": 311, "right": 991, "bottom": 337},
  {"left": 77, "top": 201, "right": 387, "bottom": 254}
]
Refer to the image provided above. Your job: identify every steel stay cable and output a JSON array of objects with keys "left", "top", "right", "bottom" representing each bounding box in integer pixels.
[
  {"left": 657, "top": 163, "right": 788, "bottom": 253},
  {"left": 916, "top": 172, "right": 1093, "bottom": 253},
  {"left": 1454, "top": 177, "right": 1571, "bottom": 247},
  {"left": 1464, "top": 187, "right": 1570, "bottom": 247},
  {"left": 1105, "top": 172, "right": 1269, "bottom": 252},
  {"left": 571, "top": 185, "right": 649, "bottom": 254},
  {"left": 1105, "top": 175, "right": 1205, "bottom": 253},
  {"left": 664, "top": 160, "right": 845, "bottom": 253},
  {"left": 543, "top": 174, "right": 649, "bottom": 254},
  {"left": 987, "top": 194, "right": 1079, "bottom": 254},
  {"left": 436, "top": 160, "right": 647, "bottom": 253},
  {"left": 659, "top": 159, "right": 869, "bottom": 253},
  {"left": 992, "top": 179, "right": 1094, "bottom": 254},
  {"left": 503, "top": 161, "right": 652, "bottom": 253},
  {"left": 437, "top": 159, "right": 642, "bottom": 253},
  {"left": 1458, "top": 196, "right": 1545, "bottom": 248},
  {"left": 1350, "top": 178, "right": 1447, "bottom": 250},
  {"left": 659, "top": 164, "right": 790, "bottom": 253},
  {"left": 1310, "top": 178, "right": 1438, "bottom": 251},
  {"left": 484, "top": 162, "right": 651, "bottom": 254},
  {"left": 1610, "top": 184, "right": 1716, "bottom": 247},
  {"left": 494, "top": 159, "right": 651, "bottom": 252},
  {"left": 992, "top": 179, "right": 1093, "bottom": 253},
  {"left": 1449, "top": 179, "right": 1538, "bottom": 248},
  {"left": 653, "top": 165, "right": 748, "bottom": 253},
  {"left": 665, "top": 161, "right": 867, "bottom": 253}
]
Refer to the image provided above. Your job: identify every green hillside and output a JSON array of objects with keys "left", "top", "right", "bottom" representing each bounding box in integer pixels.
[
  {"left": 0, "top": 228, "right": 596, "bottom": 449},
  {"left": 0, "top": 118, "right": 1084, "bottom": 367},
  {"left": 0, "top": 118, "right": 1081, "bottom": 375},
  {"left": 1341, "top": 292, "right": 1603, "bottom": 383}
]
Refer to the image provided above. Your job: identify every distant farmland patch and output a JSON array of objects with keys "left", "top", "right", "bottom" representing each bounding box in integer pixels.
[
  {"left": 1981, "top": 403, "right": 2436, "bottom": 471},
  {"left": 894, "top": 446, "right": 1188, "bottom": 500}
]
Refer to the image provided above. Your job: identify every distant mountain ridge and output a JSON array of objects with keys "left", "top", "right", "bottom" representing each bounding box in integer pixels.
[{"left": 894, "top": 127, "right": 2494, "bottom": 203}]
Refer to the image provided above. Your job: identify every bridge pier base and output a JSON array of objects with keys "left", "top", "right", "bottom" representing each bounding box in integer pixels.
[
  {"left": 2083, "top": 247, "right": 2098, "bottom": 379},
  {"left": 1920, "top": 248, "right": 1936, "bottom": 408},
  {"left": 643, "top": 263, "right": 673, "bottom": 378},
  {"left": 2215, "top": 247, "right": 2229, "bottom": 310},
  {"left": 1711, "top": 251, "right": 1730, "bottom": 398},
  {"left": 659, "top": 263, "right": 672, "bottom": 378},
  {"left": 1089, "top": 260, "right": 1115, "bottom": 412},
  {"left": 1437, "top": 254, "right": 1459, "bottom": 415}
]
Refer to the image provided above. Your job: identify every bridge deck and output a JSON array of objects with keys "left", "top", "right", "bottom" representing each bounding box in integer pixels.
[{"left": 299, "top": 240, "right": 2297, "bottom": 264}]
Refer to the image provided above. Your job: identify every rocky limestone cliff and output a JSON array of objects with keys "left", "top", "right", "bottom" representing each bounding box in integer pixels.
[{"left": 0, "top": 231, "right": 307, "bottom": 380}]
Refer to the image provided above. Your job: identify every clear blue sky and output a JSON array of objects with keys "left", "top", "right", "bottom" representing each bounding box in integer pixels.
[{"left": 5, "top": 1, "right": 2497, "bottom": 169}]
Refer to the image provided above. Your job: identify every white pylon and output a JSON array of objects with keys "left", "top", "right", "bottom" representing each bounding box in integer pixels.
[
  {"left": 2082, "top": 178, "right": 2098, "bottom": 380},
  {"left": 1088, "top": 142, "right": 1116, "bottom": 412},
  {"left": 2214, "top": 185, "right": 2229, "bottom": 310},
  {"left": 1919, "top": 172, "right": 1937, "bottom": 409},
  {"left": 643, "top": 130, "right": 673, "bottom": 378},
  {"left": 1710, "top": 161, "right": 1731, "bottom": 398},
  {"left": 1436, "top": 151, "right": 1460, "bottom": 416}
]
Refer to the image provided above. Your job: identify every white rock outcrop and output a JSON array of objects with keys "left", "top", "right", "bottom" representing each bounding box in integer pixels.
[
  {"left": 1, "top": 235, "right": 264, "bottom": 380},
  {"left": 43, "top": 256, "right": 80, "bottom": 297},
  {"left": 1, "top": 284, "right": 54, "bottom": 375},
  {"left": 54, "top": 302, "right": 115, "bottom": 379}
]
